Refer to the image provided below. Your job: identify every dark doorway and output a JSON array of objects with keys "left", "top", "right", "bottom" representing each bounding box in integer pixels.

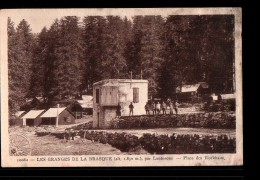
[
  {"left": 96, "top": 89, "right": 100, "bottom": 103},
  {"left": 97, "top": 112, "right": 99, "bottom": 128},
  {"left": 41, "top": 118, "right": 56, "bottom": 125},
  {"left": 26, "top": 119, "right": 34, "bottom": 126}
]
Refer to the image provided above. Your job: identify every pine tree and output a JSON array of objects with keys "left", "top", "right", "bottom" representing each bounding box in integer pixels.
[
  {"left": 199, "top": 16, "right": 235, "bottom": 93},
  {"left": 101, "top": 16, "right": 127, "bottom": 79},
  {"left": 8, "top": 17, "right": 19, "bottom": 115},
  {"left": 159, "top": 15, "right": 235, "bottom": 98},
  {"left": 126, "top": 16, "right": 143, "bottom": 78},
  {"left": 54, "top": 16, "right": 85, "bottom": 101},
  {"left": 127, "top": 16, "right": 165, "bottom": 98},
  {"left": 29, "top": 27, "right": 48, "bottom": 98},
  {"left": 8, "top": 18, "right": 34, "bottom": 115},
  {"left": 8, "top": 15, "right": 235, "bottom": 114},
  {"left": 140, "top": 16, "right": 165, "bottom": 97},
  {"left": 82, "top": 16, "right": 107, "bottom": 93},
  {"left": 42, "top": 19, "right": 61, "bottom": 106}
]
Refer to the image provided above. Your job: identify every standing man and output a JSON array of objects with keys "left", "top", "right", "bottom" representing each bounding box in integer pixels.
[
  {"left": 116, "top": 103, "right": 121, "bottom": 117},
  {"left": 145, "top": 102, "right": 150, "bottom": 115},
  {"left": 174, "top": 100, "right": 179, "bottom": 115},
  {"left": 156, "top": 102, "right": 161, "bottom": 114},
  {"left": 129, "top": 102, "right": 134, "bottom": 116},
  {"left": 152, "top": 101, "right": 156, "bottom": 115},
  {"left": 169, "top": 101, "right": 174, "bottom": 115},
  {"left": 161, "top": 101, "right": 167, "bottom": 115}
]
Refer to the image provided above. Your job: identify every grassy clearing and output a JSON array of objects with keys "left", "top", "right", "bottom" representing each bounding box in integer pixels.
[{"left": 27, "top": 133, "right": 149, "bottom": 156}]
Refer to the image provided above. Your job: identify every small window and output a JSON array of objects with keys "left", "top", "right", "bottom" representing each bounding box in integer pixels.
[
  {"left": 96, "top": 89, "right": 100, "bottom": 103},
  {"left": 133, "top": 88, "right": 139, "bottom": 103},
  {"left": 64, "top": 117, "right": 71, "bottom": 123}
]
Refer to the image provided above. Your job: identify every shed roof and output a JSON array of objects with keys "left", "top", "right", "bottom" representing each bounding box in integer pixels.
[
  {"left": 82, "top": 95, "right": 93, "bottom": 101},
  {"left": 176, "top": 84, "right": 201, "bottom": 93},
  {"left": 77, "top": 95, "right": 93, "bottom": 108},
  {"left": 77, "top": 100, "right": 93, "bottom": 108},
  {"left": 22, "top": 110, "right": 45, "bottom": 119},
  {"left": 211, "top": 95, "right": 218, "bottom": 101},
  {"left": 198, "top": 82, "right": 209, "bottom": 89},
  {"left": 15, "top": 111, "right": 26, "bottom": 117},
  {"left": 36, "top": 96, "right": 44, "bottom": 103},
  {"left": 40, "top": 107, "right": 66, "bottom": 118},
  {"left": 220, "top": 94, "right": 235, "bottom": 100}
]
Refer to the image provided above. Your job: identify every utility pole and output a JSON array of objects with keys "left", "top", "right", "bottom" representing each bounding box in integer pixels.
[
  {"left": 130, "top": 71, "right": 132, "bottom": 88},
  {"left": 56, "top": 104, "right": 59, "bottom": 127}
]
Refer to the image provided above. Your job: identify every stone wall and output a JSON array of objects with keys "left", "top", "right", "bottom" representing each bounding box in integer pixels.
[
  {"left": 109, "top": 112, "right": 235, "bottom": 129},
  {"left": 36, "top": 130, "right": 236, "bottom": 154},
  {"left": 77, "top": 130, "right": 235, "bottom": 154}
]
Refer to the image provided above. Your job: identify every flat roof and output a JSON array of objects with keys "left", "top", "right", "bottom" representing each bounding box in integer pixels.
[{"left": 93, "top": 79, "right": 148, "bottom": 86}]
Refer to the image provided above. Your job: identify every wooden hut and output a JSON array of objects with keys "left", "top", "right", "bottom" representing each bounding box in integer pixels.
[
  {"left": 176, "top": 82, "right": 210, "bottom": 101},
  {"left": 40, "top": 107, "right": 75, "bottom": 126},
  {"left": 12, "top": 111, "right": 27, "bottom": 126},
  {"left": 22, "top": 110, "right": 45, "bottom": 126},
  {"left": 67, "top": 102, "right": 83, "bottom": 120}
]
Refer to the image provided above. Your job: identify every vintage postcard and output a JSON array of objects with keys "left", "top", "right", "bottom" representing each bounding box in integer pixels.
[{"left": 0, "top": 8, "right": 242, "bottom": 167}]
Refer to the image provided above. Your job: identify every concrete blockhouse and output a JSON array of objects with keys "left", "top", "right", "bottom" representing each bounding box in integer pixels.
[{"left": 93, "top": 79, "right": 148, "bottom": 128}]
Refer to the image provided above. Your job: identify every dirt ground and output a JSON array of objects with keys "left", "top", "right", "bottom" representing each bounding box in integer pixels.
[
  {"left": 27, "top": 133, "right": 121, "bottom": 155},
  {"left": 25, "top": 133, "right": 149, "bottom": 156},
  {"left": 8, "top": 115, "right": 234, "bottom": 156},
  {"left": 25, "top": 127, "right": 234, "bottom": 156}
]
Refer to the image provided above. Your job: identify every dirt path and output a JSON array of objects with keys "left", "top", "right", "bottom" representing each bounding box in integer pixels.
[{"left": 55, "top": 117, "right": 92, "bottom": 131}]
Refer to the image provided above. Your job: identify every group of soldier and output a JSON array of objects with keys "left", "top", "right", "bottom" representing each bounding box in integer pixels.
[
  {"left": 115, "top": 99, "right": 179, "bottom": 117},
  {"left": 144, "top": 99, "right": 179, "bottom": 115}
]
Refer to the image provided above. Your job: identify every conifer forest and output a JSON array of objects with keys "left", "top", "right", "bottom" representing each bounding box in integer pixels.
[{"left": 8, "top": 15, "right": 235, "bottom": 114}]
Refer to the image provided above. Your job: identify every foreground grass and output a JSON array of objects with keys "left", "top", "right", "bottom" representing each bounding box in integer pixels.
[{"left": 27, "top": 133, "right": 148, "bottom": 156}]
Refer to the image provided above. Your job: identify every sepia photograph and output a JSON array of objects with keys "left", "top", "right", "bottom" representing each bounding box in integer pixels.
[{"left": 0, "top": 8, "right": 242, "bottom": 167}]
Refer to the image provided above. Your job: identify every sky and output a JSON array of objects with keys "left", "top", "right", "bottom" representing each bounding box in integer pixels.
[
  {"left": 6, "top": 8, "right": 237, "bottom": 33},
  {"left": 9, "top": 9, "right": 132, "bottom": 33},
  {"left": 11, "top": 14, "right": 64, "bottom": 33}
]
